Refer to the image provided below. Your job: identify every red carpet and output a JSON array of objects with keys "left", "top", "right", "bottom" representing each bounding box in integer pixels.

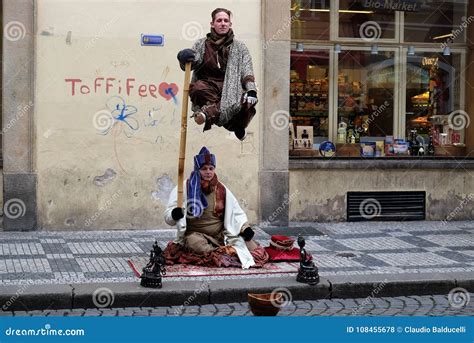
[{"left": 128, "top": 257, "right": 298, "bottom": 278}]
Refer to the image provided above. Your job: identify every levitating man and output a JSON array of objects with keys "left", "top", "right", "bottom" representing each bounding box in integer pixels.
[{"left": 177, "top": 8, "right": 258, "bottom": 140}]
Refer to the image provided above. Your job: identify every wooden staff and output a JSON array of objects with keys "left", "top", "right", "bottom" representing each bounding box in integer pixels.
[{"left": 177, "top": 62, "right": 192, "bottom": 208}]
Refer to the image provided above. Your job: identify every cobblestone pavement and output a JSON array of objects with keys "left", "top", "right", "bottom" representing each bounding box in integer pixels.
[
  {"left": 0, "top": 221, "right": 473, "bottom": 285},
  {"left": 1, "top": 294, "right": 472, "bottom": 317}
]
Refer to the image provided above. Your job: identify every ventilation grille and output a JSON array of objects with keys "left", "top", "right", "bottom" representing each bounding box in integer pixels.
[{"left": 347, "top": 191, "right": 426, "bottom": 221}]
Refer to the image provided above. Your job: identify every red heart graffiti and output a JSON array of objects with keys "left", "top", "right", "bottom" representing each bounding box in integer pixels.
[{"left": 159, "top": 82, "right": 179, "bottom": 100}]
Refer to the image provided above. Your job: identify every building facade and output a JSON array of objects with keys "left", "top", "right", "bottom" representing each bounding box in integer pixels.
[
  {"left": 284, "top": 0, "right": 474, "bottom": 221},
  {"left": 2, "top": 0, "right": 473, "bottom": 231}
]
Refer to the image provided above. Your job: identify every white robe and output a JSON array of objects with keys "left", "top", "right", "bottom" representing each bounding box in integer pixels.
[{"left": 164, "top": 181, "right": 256, "bottom": 269}]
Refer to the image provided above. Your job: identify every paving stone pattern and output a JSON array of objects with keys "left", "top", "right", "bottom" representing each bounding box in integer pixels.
[
  {"left": 0, "top": 294, "right": 471, "bottom": 317},
  {"left": 0, "top": 221, "right": 472, "bottom": 285}
]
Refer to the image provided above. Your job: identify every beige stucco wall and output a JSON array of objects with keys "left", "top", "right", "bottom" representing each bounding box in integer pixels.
[
  {"left": 35, "top": 0, "right": 262, "bottom": 230},
  {"left": 290, "top": 169, "right": 474, "bottom": 221}
]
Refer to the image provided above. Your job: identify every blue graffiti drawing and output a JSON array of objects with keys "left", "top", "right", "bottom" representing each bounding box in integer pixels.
[
  {"left": 144, "top": 108, "right": 161, "bottom": 128},
  {"left": 101, "top": 96, "right": 139, "bottom": 138},
  {"left": 165, "top": 87, "right": 178, "bottom": 105},
  {"left": 169, "top": 108, "right": 177, "bottom": 126}
]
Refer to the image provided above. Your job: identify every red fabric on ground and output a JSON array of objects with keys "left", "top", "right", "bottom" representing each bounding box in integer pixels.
[
  {"left": 163, "top": 241, "right": 269, "bottom": 268},
  {"left": 250, "top": 245, "right": 270, "bottom": 267},
  {"left": 264, "top": 235, "right": 312, "bottom": 262},
  {"left": 264, "top": 246, "right": 301, "bottom": 262}
]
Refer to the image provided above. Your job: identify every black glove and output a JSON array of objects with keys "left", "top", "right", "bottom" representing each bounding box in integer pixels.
[
  {"left": 177, "top": 49, "right": 196, "bottom": 64},
  {"left": 171, "top": 207, "right": 184, "bottom": 221},
  {"left": 240, "top": 227, "right": 255, "bottom": 241}
]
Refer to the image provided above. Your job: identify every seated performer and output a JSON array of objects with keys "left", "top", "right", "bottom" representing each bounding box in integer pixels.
[
  {"left": 164, "top": 147, "right": 268, "bottom": 269},
  {"left": 177, "top": 8, "right": 257, "bottom": 141}
]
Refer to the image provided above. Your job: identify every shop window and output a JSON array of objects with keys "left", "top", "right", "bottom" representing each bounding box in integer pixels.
[
  {"left": 288, "top": 2, "right": 468, "bottom": 159},
  {"left": 291, "top": 0, "right": 330, "bottom": 41},
  {"left": 337, "top": 50, "right": 395, "bottom": 144},
  {"left": 406, "top": 51, "right": 464, "bottom": 153},
  {"left": 290, "top": 49, "right": 330, "bottom": 149},
  {"left": 404, "top": 1, "right": 467, "bottom": 44},
  {"left": 338, "top": 0, "right": 396, "bottom": 40}
]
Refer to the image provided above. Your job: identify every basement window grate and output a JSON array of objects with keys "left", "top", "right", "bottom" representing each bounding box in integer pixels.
[{"left": 347, "top": 191, "right": 426, "bottom": 221}]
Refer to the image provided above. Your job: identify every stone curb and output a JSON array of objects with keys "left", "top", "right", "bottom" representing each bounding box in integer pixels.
[{"left": 1, "top": 273, "right": 472, "bottom": 312}]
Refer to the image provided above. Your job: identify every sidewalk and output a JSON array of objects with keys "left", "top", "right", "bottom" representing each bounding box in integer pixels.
[{"left": 0, "top": 221, "right": 473, "bottom": 311}]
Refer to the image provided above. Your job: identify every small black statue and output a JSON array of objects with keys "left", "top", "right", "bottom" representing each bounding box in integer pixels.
[
  {"left": 296, "top": 235, "right": 320, "bottom": 285},
  {"left": 140, "top": 240, "right": 167, "bottom": 288}
]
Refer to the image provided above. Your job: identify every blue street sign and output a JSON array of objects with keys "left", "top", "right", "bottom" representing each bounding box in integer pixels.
[{"left": 141, "top": 34, "right": 164, "bottom": 46}]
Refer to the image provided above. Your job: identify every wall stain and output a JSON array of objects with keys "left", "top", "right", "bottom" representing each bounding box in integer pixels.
[
  {"left": 427, "top": 191, "right": 474, "bottom": 220},
  {"left": 93, "top": 168, "right": 117, "bottom": 187},
  {"left": 152, "top": 174, "right": 175, "bottom": 205},
  {"left": 66, "top": 31, "right": 72, "bottom": 45},
  {"left": 293, "top": 194, "right": 346, "bottom": 222},
  {"left": 272, "top": 87, "right": 279, "bottom": 98},
  {"left": 40, "top": 27, "right": 54, "bottom": 36}
]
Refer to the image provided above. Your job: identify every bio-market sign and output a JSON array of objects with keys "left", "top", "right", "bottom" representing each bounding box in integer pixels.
[{"left": 364, "top": 0, "right": 419, "bottom": 12}]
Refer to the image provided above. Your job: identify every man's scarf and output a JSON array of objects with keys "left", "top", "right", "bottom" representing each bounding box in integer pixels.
[
  {"left": 187, "top": 147, "right": 225, "bottom": 218},
  {"left": 206, "top": 28, "right": 234, "bottom": 68},
  {"left": 200, "top": 174, "right": 225, "bottom": 218}
]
